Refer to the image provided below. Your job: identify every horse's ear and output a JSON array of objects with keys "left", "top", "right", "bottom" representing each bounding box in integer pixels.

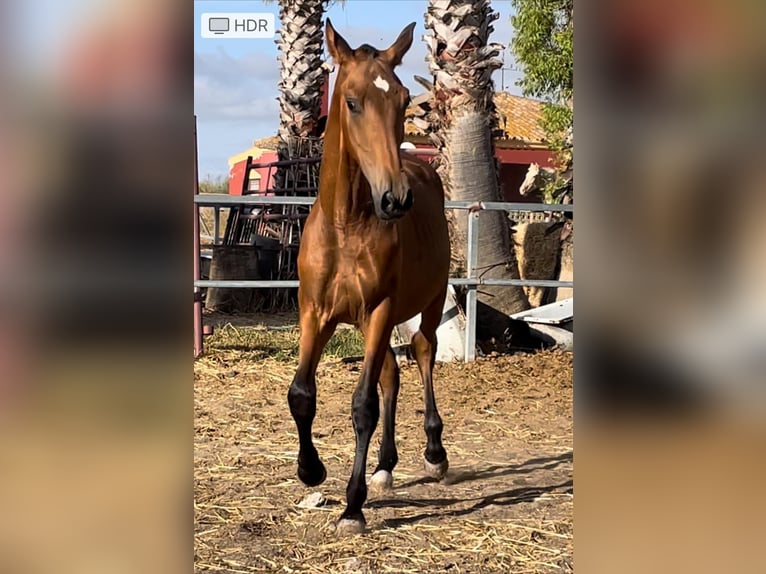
[
  {"left": 382, "top": 22, "right": 416, "bottom": 68},
  {"left": 326, "top": 19, "right": 353, "bottom": 65}
]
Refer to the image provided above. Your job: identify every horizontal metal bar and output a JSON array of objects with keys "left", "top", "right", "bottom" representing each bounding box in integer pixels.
[
  {"left": 195, "top": 193, "right": 573, "bottom": 212},
  {"left": 249, "top": 157, "right": 321, "bottom": 169},
  {"left": 195, "top": 195, "right": 315, "bottom": 206},
  {"left": 196, "top": 280, "right": 300, "bottom": 288},
  {"left": 446, "top": 200, "right": 573, "bottom": 213},
  {"left": 451, "top": 278, "right": 573, "bottom": 288},
  {"left": 195, "top": 278, "right": 573, "bottom": 289},
  {"left": 261, "top": 187, "right": 318, "bottom": 194},
  {"left": 403, "top": 148, "right": 439, "bottom": 156}
]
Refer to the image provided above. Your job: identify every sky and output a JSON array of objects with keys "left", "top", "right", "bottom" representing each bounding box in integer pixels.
[{"left": 194, "top": 1, "right": 522, "bottom": 179}]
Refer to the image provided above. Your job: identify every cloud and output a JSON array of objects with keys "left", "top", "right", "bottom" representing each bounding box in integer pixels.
[
  {"left": 194, "top": 48, "right": 280, "bottom": 124},
  {"left": 196, "top": 120, "right": 267, "bottom": 179},
  {"left": 194, "top": 47, "right": 284, "bottom": 175},
  {"left": 195, "top": 48, "right": 279, "bottom": 86}
]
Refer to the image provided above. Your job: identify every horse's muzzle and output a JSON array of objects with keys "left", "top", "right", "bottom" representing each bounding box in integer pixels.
[{"left": 379, "top": 188, "right": 413, "bottom": 220}]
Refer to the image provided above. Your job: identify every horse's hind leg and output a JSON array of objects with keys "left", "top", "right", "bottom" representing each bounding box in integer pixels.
[
  {"left": 288, "top": 309, "right": 336, "bottom": 487},
  {"left": 370, "top": 346, "right": 400, "bottom": 493},
  {"left": 411, "top": 288, "right": 448, "bottom": 480}
]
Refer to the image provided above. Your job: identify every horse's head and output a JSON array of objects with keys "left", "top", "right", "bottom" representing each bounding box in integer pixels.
[
  {"left": 519, "top": 163, "right": 542, "bottom": 196},
  {"left": 326, "top": 19, "right": 415, "bottom": 221}
]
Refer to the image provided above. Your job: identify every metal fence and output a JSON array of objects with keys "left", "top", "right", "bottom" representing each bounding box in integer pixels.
[{"left": 194, "top": 194, "right": 573, "bottom": 360}]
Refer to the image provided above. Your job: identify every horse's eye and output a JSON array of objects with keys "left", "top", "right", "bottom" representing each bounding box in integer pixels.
[{"left": 346, "top": 98, "right": 360, "bottom": 114}]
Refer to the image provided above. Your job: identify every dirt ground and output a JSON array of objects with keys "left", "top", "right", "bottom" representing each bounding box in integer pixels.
[{"left": 195, "top": 313, "right": 573, "bottom": 573}]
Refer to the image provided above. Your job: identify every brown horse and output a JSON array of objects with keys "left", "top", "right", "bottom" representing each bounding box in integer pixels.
[{"left": 287, "top": 20, "right": 451, "bottom": 535}]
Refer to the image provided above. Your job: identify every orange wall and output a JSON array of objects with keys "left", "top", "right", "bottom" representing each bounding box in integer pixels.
[{"left": 228, "top": 151, "right": 279, "bottom": 195}]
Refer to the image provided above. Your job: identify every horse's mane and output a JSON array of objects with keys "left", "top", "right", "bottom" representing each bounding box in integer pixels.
[{"left": 355, "top": 44, "right": 380, "bottom": 59}]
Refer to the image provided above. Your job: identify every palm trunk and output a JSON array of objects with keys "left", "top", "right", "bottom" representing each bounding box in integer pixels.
[
  {"left": 276, "top": 0, "right": 328, "bottom": 152},
  {"left": 265, "top": 0, "right": 329, "bottom": 309},
  {"left": 424, "top": 0, "right": 530, "bottom": 337},
  {"left": 450, "top": 113, "right": 530, "bottom": 317}
]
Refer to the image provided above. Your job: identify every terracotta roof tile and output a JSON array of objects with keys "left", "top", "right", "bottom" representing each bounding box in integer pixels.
[
  {"left": 404, "top": 92, "right": 547, "bottom": 145},
  {"left": 493, "top": 92, "right": 548, "bottom": 144}
]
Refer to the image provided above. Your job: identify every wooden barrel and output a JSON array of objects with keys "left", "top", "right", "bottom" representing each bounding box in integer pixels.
[{"left": 205, "top": 245, "right": 262, "bottom": 312}]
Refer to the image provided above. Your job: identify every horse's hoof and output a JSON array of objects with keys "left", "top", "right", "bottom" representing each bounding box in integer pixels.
[
  {"left": 368, "top": 470, "right": 393, "bottom": 494},
  {"left": 297, "top": 460, "right": 327, "bottom": 487},
  {"left": 335, "top": 517, "right": 366, "bottom": 536},
  {"left": 424, "top": 457, "right": 449, "bottom": 480}
]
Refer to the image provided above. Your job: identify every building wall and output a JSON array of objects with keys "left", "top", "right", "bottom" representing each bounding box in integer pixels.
[
  {"left": 251, "top": 153, "right": 278, "bottom": 193},
  {"left": 228, "top": 160, "right": 247, "bottom": 195},
  {"left": 228, "top": 151, "right": 278, "bottom": 195}
]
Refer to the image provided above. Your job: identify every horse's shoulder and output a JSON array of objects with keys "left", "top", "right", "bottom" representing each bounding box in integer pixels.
[{"left": 401, "top": 153, "right": 443, "bottom": 193}]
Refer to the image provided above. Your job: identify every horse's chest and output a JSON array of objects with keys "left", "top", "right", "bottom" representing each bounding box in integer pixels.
[
  {"left": 301, "top": 216, "right": 401, "bottom": 321},
  {"left": 324, "top": 247, "right": 393, "bottom": 314},
  {"left": 337, "top": 250, "right": 388, "bottom": 295}
]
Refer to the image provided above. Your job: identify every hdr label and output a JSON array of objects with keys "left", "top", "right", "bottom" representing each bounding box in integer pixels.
[{"left": 201, "top": 13, "right": 276, "bottom": 39}]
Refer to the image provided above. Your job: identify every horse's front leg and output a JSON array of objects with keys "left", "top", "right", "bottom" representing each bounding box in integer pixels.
[
  {"left": 288, "top": 305, "right": 337, "bottom": 487},
  {"left": 336, "top": 300, "right": 394, "bottom": 536}
]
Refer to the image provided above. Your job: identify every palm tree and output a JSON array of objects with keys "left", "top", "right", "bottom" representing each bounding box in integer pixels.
[
  {"left": 275, "top": 0, "right": 330, "bottom": 155},
  {"left": 423, "top": 0, "right": 530, "bottom": 339}
]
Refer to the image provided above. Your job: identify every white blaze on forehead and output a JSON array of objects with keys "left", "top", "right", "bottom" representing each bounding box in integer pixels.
[{"left": 373, "top": 75, "right": 389, "bottom": 93}]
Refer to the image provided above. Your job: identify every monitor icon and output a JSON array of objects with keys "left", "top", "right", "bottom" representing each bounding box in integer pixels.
[{"left": 208, "top": 17, "right": 230, "bottom": 34}]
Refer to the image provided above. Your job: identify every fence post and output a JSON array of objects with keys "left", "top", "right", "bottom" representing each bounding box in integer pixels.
[
  {"left": 213, "top": 207, "right": 220, "bottom": 244},
  {"left": 194, "top": 116, "right": 204, "bottom": 358},
  {"left": 464, "top": 210, "right": 480, "bottom": 362}
]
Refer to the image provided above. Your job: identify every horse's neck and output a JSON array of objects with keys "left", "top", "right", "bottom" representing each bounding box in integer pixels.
[
  {"left": 318, "top": 105, "right": 371, "bottom": 227},
  {"left": 319, "top": 137, "right": 372, "bottom": 227}
]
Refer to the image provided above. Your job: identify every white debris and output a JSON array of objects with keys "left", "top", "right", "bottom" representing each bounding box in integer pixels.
[{"left": 297, "top": 491, "right": 327, "bottom": 508}]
